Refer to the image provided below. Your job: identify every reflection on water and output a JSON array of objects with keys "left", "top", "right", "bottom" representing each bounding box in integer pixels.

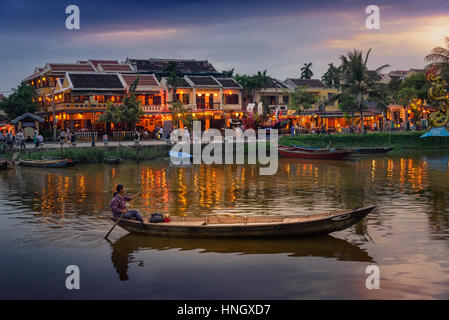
[
  {"left": 1, "top": 152, "right": 449, "bottom": 298},
  {"left": 109, "top": 234, "right": 374, "bottom": 281}
]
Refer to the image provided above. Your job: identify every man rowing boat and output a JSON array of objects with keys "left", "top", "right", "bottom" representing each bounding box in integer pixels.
[{"left": 110, "top": 184, "right": 143, "bottom": 222}]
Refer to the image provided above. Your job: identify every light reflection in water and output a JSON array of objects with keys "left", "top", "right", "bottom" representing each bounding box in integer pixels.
[{"left": 1, "top": 153, "right": 449, "bottom": 299}]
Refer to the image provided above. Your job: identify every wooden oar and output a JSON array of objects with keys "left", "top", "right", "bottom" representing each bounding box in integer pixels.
[{"left": 104, "top": 192, "right": 141, "bottom": 239}]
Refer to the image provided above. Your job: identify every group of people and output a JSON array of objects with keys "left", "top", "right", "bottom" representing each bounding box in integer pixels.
[
  {"left": 0, "top": 129, "right": 43, "bottom": 149},
  {"left": 58, "top": 128, "right": 76, "bottom": 145}
]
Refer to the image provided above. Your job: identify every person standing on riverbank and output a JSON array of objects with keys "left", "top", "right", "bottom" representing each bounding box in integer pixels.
[{"left": 110, "top": 184, "right": 143, "bottom": 222}]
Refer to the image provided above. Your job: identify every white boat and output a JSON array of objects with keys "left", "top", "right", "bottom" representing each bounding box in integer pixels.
[{"left": 169, "top": 150, "right": 192, "bottom": 159}]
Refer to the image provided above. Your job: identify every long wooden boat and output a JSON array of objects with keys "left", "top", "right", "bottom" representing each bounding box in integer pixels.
[
  {"left": 113, "top": 206, "right": 375, "bottom": 238},
  {"left": 353, "top": 146, "right": 395, "bottom": 154},
  {"left": 19, "top": 159, "right": 69, "bottom": 168},
  {"left": 278, "top": 146, "right": 353, "bottom": 160},
  {"left": 0, "top": 159, "right": 15, "bottom": 170}
]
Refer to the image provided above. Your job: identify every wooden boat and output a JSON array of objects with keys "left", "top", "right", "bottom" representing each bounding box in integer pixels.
[
  {"left": 19, "top": 159, "right": 69, "bottom": 168},
  {"left": 43, "top": 157, "right": 79, "bottom": 166},
  {"left": 113, "top": 205, "right": 375, "bottom": 238},
  {"left": 0, "top": 159, "right": 15, "bottom": 170},
  {"left": 278, "top": 146, "right": 353, "bottom": 160},
  {"left": 353, "top": 146, "right": 395, "bottom": 154}
]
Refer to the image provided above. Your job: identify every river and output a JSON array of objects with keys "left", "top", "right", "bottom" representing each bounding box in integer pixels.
[{"left": 1, "top": 152, "right": 449, "bottom": 299}]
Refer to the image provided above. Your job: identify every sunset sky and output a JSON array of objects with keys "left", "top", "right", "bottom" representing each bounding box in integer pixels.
[{"left": 0, "top": 0, "right": 448, "bottom": 94}]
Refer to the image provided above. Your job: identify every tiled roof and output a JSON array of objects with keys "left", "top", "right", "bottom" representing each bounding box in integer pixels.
[
  {"left": 48, "top": 63, "right": 96, "bottom": 72},
  {"left": 130, "top": 58, "right": 218, "bottom": 74},
  {"left": 165, "top": 78, "right": 192, "bottom": 88},
  {"left": 68, "top": 73, "right": 125, "bottom": 90},
  {"left": 99, "top": 63, "right": 134, "bottom": 72},
  {"left": 388, "top": 70, "right": 408, "bottom": 76},
  {"left": 122, "top": 74, "right": 159, "bottom": 86},
  {"left": 287, "top": 78, "right": 325, "bottom": 88},
  {"left": 89, "top": 59, "right": 119, "bottom": 68},
  {"left": 215, "top": 78, "right": 242, "bottom": 89},
  {"left": 264, "top": 78, "right": 289, "bottom": 89},
  {"left": 187, "top": 76, "right": 221, "bottom": 87}
]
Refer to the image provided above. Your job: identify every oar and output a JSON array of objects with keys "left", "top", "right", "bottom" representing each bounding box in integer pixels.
[{"left": 104, "top": 192, "right": 141, "bottom": 239}]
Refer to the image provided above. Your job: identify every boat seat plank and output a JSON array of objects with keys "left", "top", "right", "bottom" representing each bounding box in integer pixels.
[{"left": 167, "top": 221, "right": 206, "bottom": 226}]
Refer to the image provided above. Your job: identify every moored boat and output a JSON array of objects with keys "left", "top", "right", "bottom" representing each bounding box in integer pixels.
[
  {"left": 278, "top": 146, "right": 353, "bottom": 159},
  {"left": 113, "top": 205, "right": 375, "bottom": 238},
  {"left": 43, "top": 157, "right": 79, "bottom": 166},
  {"left": 0, "top": 159, "right": 15, "bottom": 170},
  {"left": 19, "top": 159, "right": 69, "bottom": 168}
]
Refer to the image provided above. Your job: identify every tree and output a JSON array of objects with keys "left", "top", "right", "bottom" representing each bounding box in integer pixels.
[
  {"left": 288, "top": 86, "right": 317, "bottom": 126},
  {"left": 121, "top": 93, "right": 143, "bottom": 129},
  {"left": 98, "top": 77, "right": 143, "bottom": 130},
  {"left": 399, "top": 73, "right": 429, "bottom": 101},
  {"left": 0, "top": 83, "right": 38, "bottom": 119},
  {"left": 334, "top": 49, "right": 390, "bottom": 133},
  {"left": 321, "top": 63, "right": 340, "bottom": 88},
  {"left": 339, "top": 94, "right": 358, "bottom": 127},
  {"left": 170, "top": 100, "right": 193, "bottom": 130},
  {"left": 222, "top": 68, "right": 235, "bottom": 77},
  {"left": 300, "top": 63, "right": 313, "bottom": 79},
  {"left": 164, "top": 61, "right": 180, "bottom": 103},
  {"left": 98, "top": 102, "right": 123, "bottom": 130},
  {"left": 425, "top": 37, "right": 449, "bottom": 80}
]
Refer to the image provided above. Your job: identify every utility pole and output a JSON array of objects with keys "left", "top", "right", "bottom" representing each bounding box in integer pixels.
[{"left": 89, "top": 96, "right": 96, "bottom": 147}]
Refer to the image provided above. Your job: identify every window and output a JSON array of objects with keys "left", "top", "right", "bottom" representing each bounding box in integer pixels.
[{"left": 224, "top": 94, "right": 239, "bottom": 105}]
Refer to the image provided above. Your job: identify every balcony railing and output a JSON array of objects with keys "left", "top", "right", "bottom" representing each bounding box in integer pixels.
[
  {"left": 196, "top": 102, "right": 221, "bottom": 110},
  {"left": 75, "top": 131, "right": 98, "bottom": 140}
]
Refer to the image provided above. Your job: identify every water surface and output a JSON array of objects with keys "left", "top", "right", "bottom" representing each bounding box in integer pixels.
[{"left": 1, "top": 152, "right": 449, "bottom": 299}]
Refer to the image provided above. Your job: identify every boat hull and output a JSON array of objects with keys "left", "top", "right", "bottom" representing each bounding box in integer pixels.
[
  {"left": 278, "top": 146, "right": 353, "bottom": 159},
  {"left": 19, "top": 159, "right": 68, "bottom": 168},
  {"left": 114, "top": 206, "right": 375, "bottom": 238}
]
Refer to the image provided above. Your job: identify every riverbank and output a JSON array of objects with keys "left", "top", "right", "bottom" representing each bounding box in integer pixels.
[
  {"left": 1, "top": 144, "right": 171, "bottom": 163},
  {"left": 280, "top": 131, "right": 449, "bottom": 150}
]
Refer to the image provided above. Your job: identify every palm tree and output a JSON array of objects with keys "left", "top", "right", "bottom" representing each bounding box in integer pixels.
[
  {"left": 222, "top": 68, "right": 235, "bottom": 77},
  {"left": 321, "top": 63, "right": 340, "bottom": 88},
  {"left": 300, "top": 63, "right": 313, "bottom": 79},
  {"left": 425, "top": 37, "right": 449, "bottom": 76},
  {"left": 164, "top": 61, "right": 180, "bottom": 103},
  {"left": 335, "top": 49, "right": 389, "bottom": 133}
]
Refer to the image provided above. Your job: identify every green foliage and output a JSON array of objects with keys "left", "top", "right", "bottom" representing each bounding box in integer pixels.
[
  {"left": 98, "top": 94, "right": 143, "bottom": 129},
  {"left": 19, "top": 146, "right": 169, "bottom": 163},
  {"left": 288, "top": 86, "right": 317, "bottom": 117},
  {"left": 164, "top": 61, "right": 181, "bottom": 103},
  {"left": 0, "top": 83, "right": 38, "bottom": 119},
  {"left": 335, "top": 49, "right": 390, "bottom": 133},
  {"left": 321, "top": 63, "right": 340, "bottom": 88},
  {"left": 98, "top": 102, "right": 123, "bottom": 125},
  {"left": 170, "top": 101, "right": 193, "bottom": 130},
  {"left": 399, "top": 73, "right": 429, "bottom": 101},
  {"left": 235, "top": 71, "right": 271, "bottom": 103},
  {"left": 280, "top": 132, "right": 449, "bottom": 149},
  {"left": 222, "top": 68, "right": 235, "bottom": 77},
  {"left": 393, "top": 87, "right": 419, "bottom": 107},
  {"left": 300, "top": 62, "right": 313, "bottom": 79}
]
